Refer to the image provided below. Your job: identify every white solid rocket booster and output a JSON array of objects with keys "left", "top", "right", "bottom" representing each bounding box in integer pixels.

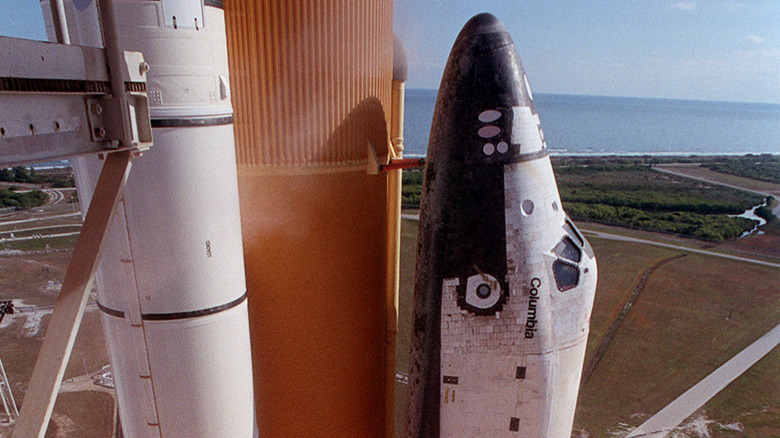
[{"left": 69, "top": 1, "right": 254, "bottom": 436}]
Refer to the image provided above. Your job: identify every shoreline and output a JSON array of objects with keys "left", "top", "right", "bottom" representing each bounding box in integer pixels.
[
  {"left": 405, "top": 88, "right": 780, "bottom": 108},
  {"left": 401, "top": 151, "right": 780, "bottom": 158}
]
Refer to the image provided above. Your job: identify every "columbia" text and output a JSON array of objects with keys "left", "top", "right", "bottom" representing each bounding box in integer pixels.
[{"left": 524, "top": 277, "right": 541, "bottom": 339}]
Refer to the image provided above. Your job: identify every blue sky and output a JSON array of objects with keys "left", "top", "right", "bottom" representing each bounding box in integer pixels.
[
  {"left": 394, "top": 1, "right": 780, "bottom": 104},
  {"left": 2, "top": 1, "right": 777, "bottom": 104},
  {"left": 0, "top": 1, "right": 46, "bottom": 41}
]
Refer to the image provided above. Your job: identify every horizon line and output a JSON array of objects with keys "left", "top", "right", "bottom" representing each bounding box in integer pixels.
[{"left": 405, "top": 88, "right": 780, "bottom": 107}]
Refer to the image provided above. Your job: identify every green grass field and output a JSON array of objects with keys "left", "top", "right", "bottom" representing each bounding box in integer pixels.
[
  {"left": 574, "top": 242, "right": 779, "bottom": 436},
  {"left": 0, "top": 215, "right": 82, "bottom": 233},
  {"left": 0, "top": 225, "right": 81, "bottom": 239}
]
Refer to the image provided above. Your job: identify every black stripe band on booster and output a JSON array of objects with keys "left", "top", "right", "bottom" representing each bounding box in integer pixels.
[
  {"left": 97, "top": 292, "right": 247, "bottom": 321},
  {"left": 204, "top": 0, "right": 225, "bottom": 9},
  {"left": 97, "top": 301, "right": 125, "bottom": 319},
  {"left": 150, "top": 115, "right": 233, "bottom": 128}
]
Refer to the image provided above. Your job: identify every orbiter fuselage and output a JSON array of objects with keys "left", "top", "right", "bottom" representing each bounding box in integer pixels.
[{"left": 407, "top": 13, "right": 598, "bottom": 437}]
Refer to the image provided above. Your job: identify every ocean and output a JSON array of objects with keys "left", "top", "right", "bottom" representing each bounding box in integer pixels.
[{"left": 402, "top": 89, "right": 780, "bottom": 157}]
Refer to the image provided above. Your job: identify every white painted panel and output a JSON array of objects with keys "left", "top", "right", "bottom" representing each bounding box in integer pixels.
[
  {"left": 144, "top": 303, "right": 254, "bottom": 437},
  {"left": 101, "top": 316, "right": 161, "bottom": 438},
  {"left": 122, "top": 123, "right": 245, "bottom": 314},
  {"left": 511, "top": 106, "right": 544, "bottom": 154},
  {"left": 161, "top": 0, "right": 203, "bottom": 30}
]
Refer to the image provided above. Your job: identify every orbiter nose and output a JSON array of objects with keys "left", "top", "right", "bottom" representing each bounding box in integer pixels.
[{"left": 456, "top": 12, "right": 508, "bottom": 39}]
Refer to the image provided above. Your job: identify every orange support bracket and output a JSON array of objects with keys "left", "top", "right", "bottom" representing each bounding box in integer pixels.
[{"left": 379, "top": 158, "right": 425, "bottom": 172}]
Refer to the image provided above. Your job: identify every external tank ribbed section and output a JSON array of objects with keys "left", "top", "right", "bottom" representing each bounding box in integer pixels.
[
  {"left": 226, "top": 1, "right": 394, "bottom": 436},
  {"left": 227, "top": 1, "right": 392, "bottom": 168}
]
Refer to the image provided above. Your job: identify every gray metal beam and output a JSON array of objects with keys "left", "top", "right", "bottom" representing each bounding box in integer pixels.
[{"left": 11, "top": 150, "right": 135, "bottom": 438}]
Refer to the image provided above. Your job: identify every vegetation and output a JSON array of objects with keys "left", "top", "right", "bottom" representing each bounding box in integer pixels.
[
  {"left": 401, "top": 170, "right": 424, "bottom": 207},
  {"left": 755, "top": 199, "right": 777, "bottom": 222},
  {"left": 0, "top": 166, "right": 42, "bottom": 184},
  {"left": 701, "top": 154, "right": 780, "bottom": 184},
  {"left": 51, "top": 176, "right": 75, "bottom": 188},
  {"left": 0, "top": 166, "right": 75, "bottom": 187},
  {"left": 565, "top": 203, "right": 756, "bottom": 241},
  {"left": 400, "top": 157, "right": 767, "bottom": 241},
  {"left": 560, "top": 186, "right": 750, "bottom": 215},
  {"left": 0, "top": 188, "right": 48, "bottom": 209},
  {"left": 0, "top": 165, "right": 75, "bottom": 209},
  {"left": 556, "top": 162, "right": 764, "bottom": 241}
]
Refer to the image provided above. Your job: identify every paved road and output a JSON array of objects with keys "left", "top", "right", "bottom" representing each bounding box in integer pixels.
[
  {"left": 626, "top": 323, "right": 780, "bottom": 438},
  {"left": 0, "top": 231, "right": 80, "bottom": 243},
  {"left": 42, "top": 188, "right": 64, "bottom": 205},
  {"left": 0, "top": 212, "right": 81, "bottom": 227},
  {"left": 402, "top": 214, "right": 780, "bottom": 269},
  {"left": 653, "top": 166, "right": 780, "bottom": 217},
  {"left": 584, "top": 230, "right": 780, "bottom": 269},
  {"left": 0, "top": 224, "right": 81, "bottom": 236},
  {"left": 653, "top": 166, "right": 778, "bottom": 197}
]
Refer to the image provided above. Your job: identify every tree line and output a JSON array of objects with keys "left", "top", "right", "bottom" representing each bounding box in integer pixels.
[
  {"left": 400, "top": 161, "right": 770, "bottom": 242},
  {"left": 0, "top": 188, "right": 48, "bottom": 209},
  {"left": 701, "top": 155, "right": 780, "bottom": 184}
]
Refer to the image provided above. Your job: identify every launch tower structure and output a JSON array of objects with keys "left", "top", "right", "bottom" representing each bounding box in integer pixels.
[
  {"left": 0, "top": 0, "right": 153, "bottom": 433},
  {"left": 0, "top": 357, "right": 17, "bottom": 424},
  {"left": 3, "top": 1, "right": 400, "bottom": 436},
  {"left": 0, "top": 302, "right": 18, "bottom": 424}
]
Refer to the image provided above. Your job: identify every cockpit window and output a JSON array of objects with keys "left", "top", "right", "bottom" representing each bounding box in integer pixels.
[
  {"left": 564, "top": 218, "right": 584, "bottom": 247},
  {"left": 554, "top": 237, "right": 581, "bottom": 263},
  {"left": 553, "top": 260, "right": 579, "bottom": 291}
]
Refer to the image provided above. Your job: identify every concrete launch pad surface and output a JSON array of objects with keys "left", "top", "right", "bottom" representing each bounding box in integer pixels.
[
  {"left": 627, "top": 323, "right": 779, "bottom": 437},
  {"left": 0, "top": 248, "right": 113, "bottom": 437}
]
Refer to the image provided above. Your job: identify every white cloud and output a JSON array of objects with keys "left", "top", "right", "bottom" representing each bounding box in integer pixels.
[
  {"left": 672, "top": 2, "right": 697, "bottom": 10},
  {"left": 743, "top": 34, "right": 766, "bottom": 45},
  {"left": 719, "top": 2, "right": 745, "bottom": 10}
]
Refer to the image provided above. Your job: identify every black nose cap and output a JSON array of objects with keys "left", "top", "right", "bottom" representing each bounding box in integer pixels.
[{"left": 458, "top": 13, "right": 508, "bottom": 38}]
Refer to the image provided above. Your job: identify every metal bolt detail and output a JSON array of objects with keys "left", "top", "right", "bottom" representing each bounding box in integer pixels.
[
  {"left": 91, "top": 103, "right": 103, "bottom": 115},
  {"left": 139, "top": 62, "right": 150, "bottom": 75},
  {"left": 94, "top": 127, "right": 106, "bottom": 139}
]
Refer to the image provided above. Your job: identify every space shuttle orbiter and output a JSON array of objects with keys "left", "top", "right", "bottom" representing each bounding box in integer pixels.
[{"left": 406, "top": 13, "right": 598, "bottom": 437}]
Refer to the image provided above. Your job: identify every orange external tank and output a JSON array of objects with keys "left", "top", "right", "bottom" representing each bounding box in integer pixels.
[{"left": 225, "top": 2, "right": 395, "bottom": 436}]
